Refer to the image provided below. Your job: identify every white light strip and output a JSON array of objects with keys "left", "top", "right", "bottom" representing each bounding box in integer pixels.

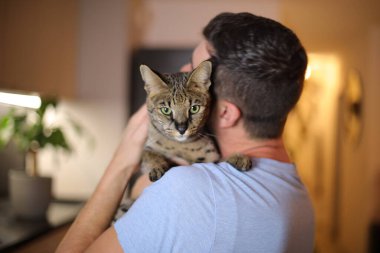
[{"left": 0, "top": 92, "right": 42, "bottom": 109}]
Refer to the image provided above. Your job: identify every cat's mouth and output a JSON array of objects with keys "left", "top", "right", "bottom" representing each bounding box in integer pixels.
[{"left": 174, "top": 135, "right": 188, "bottom": 142}]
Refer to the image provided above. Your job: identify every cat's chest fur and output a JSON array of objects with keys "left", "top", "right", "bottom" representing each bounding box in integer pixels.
[{"left": 145, "top": 123, "right": 220, "bottom": 166}]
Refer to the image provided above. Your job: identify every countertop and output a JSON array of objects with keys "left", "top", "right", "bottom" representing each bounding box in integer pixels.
[{"left": 0, "top": 198, "right": 83, "bottom": 251}]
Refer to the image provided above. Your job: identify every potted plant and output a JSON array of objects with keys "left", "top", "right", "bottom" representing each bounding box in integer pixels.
[{"left": 0, "top": 98, "right": 81, "bottom": 219}]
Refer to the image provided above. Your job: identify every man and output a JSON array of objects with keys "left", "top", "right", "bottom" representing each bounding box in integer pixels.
[{"left": 57, "top": 12, "right": 314, "bottom": 252}]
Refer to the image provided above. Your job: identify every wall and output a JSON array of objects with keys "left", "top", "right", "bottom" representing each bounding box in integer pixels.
[
  {"left": 0, "top": 0, "right": 78, "bottom": 97},
  {"left": 39, "top": 0, "right": 129, "bottom": 199},
  {"left": 130, "top": 0, "right": 280, "bottom": 48},
  {"left": 367, "top": 27, "right": 380, "bottom": 229}
]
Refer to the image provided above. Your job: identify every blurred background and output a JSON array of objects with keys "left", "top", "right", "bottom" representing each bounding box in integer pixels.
[{"left": 0, "top": 0, "right": 379, "bottom": 252}]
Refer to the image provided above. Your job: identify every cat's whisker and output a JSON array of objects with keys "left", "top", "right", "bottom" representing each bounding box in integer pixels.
[
  {"left": 196, "top": 132, "right": 217, "bottom": 138},
  {"left": 148, "top": 132, "right": 166, "bottom": 142}
]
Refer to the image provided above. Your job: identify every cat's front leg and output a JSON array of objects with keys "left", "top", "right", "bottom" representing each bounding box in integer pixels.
[
  {"left": 142, "top": 149, "right": 172, "bottom": 182},
  {"left": 225, "top": 153, "right": 253, "bottom": 171}
]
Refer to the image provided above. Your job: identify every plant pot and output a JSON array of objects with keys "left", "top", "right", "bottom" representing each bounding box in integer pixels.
[{"left": 9, "top": 169, "right": 52, "bottom": 220}]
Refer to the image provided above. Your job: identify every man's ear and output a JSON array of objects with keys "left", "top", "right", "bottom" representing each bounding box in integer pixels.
[{"left": 216, "top": 100, "right": 241, "bottom": 128}]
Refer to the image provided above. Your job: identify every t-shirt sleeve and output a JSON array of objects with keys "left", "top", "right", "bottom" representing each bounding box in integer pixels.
[{"left": 114, "top": 165, "right": 215, "bottom": 253}]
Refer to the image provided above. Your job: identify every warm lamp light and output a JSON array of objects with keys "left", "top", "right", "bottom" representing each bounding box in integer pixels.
[
  {"left": 305, "top": 65, "right": 312, "bottom": 80},
  {"left": 0, "top": 91, "right": 41, "bottom": 109}
]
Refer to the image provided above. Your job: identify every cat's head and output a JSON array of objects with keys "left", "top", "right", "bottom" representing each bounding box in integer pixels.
[{"left": 140, "top": 61, "right": 212, "bottom": 142}]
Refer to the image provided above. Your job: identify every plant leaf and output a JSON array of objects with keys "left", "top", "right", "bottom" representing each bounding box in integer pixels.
[
  {"left": 45, "top": 128, "right": 71, "bottom": 152},
  {"left": 37, "top": 98, "right": 57, "bottom": 118}
]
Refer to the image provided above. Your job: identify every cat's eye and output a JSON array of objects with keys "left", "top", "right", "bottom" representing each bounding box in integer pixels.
[
  {"left": 190, "top": 105, "right": 200, "bottom": 114},
  {"left": 160, "top": 107, "right": 172, "bottom": 115}
]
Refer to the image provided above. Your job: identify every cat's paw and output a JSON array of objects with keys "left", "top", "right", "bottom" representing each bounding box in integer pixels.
[
  {"left": 149, "top": 167, "right": 167, "bottom": 182},
  {"left": 226, "top": 154, "right": 252, "bottom": 171}
]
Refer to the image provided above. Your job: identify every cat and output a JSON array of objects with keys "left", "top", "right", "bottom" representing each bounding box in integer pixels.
[
  {"left": 112, "top": 60, "right": 252, "bottom": 222},
  {"left": 141, "top": 60, "right": 220, "bottom": 181}
]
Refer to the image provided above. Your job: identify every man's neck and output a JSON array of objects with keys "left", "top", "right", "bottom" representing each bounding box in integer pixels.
[{"left": 217, "top": 127, "right": 291, "bottom": 163}]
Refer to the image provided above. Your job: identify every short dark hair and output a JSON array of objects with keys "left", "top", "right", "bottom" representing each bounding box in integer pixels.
[{"left": 203, "top": 12, "right": 307, "bottom": 139}]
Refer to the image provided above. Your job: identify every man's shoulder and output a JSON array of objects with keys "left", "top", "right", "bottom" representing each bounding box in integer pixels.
[
  {"left": 154, "top": 163, "right": 217, "bottom": 191},
  {"left": 138, "top": 163, "right": 217, "bottom": 223},
  {"left": 115, "top": 164, "right": 217, "bottom": 252}
]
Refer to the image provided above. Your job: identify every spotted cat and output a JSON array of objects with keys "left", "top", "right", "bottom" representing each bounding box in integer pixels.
[{"left": 113, "top": 61, "right": 252, "bottom": 222}]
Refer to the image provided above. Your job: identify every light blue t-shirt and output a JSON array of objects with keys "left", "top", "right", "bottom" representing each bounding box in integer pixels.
[{"left": 114, "top": 158, "right": 314, "bottom": 253}]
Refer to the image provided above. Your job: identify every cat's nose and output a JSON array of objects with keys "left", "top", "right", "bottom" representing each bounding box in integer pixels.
[{"left": 175, "top": 122, "right": 188, "bottom": 135}]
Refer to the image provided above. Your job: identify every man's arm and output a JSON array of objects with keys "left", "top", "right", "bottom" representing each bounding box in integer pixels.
[{"left": 56, "top": 105, "right": 149, "bottom": 253}]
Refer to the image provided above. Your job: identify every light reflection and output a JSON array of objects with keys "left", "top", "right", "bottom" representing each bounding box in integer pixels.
[
  {"left": 0, "top": 91, "right": 41, "bottom": 109},
  {"left": 305, "top": 65, "right": 312, "bottom": 80}
]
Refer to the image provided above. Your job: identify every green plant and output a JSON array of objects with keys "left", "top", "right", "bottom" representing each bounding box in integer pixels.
[{"left": 0, "top": 98, "right": 82, "bottom": 176}]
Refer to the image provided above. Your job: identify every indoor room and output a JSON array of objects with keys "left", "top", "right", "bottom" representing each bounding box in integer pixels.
[{"left": 0, "top": 0, "right": 379, "bottom": 252}]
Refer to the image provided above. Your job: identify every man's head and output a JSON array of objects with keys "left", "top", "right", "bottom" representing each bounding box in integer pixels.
[{"left": 201, "top": 12, "right": 307, "bottom": 139}]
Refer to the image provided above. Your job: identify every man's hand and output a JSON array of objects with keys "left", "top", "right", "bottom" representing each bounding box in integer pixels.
[{"left": 109, "top": 104, "right": 149, "bottom": 174}]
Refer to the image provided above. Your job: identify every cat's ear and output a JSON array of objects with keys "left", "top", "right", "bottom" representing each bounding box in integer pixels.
[
  {"left": 187, "top": 61, "right": 212, "bottom": 91},
  {"left": 140, "top": 65, "right": 168, "bottom": 95}
]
